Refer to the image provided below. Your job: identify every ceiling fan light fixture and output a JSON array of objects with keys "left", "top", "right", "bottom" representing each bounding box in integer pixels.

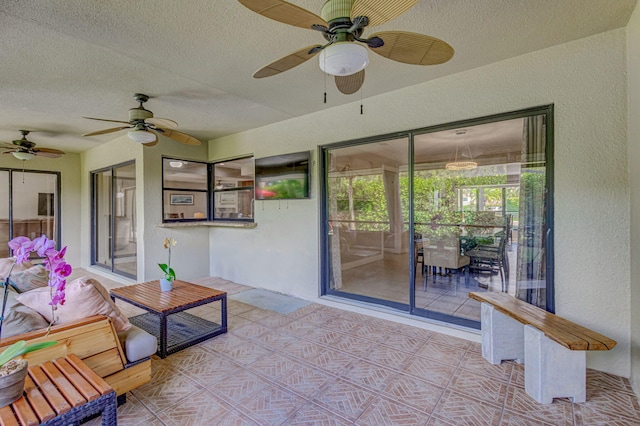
[
  {"left": 128, "top": 129, "right": 156, "bottom": 144},
  {"left": 319, "top": 43, "right": 369, "bottom": 76},
  {"left": 12, "top": 151, "right": 35, "bottom": 161}
]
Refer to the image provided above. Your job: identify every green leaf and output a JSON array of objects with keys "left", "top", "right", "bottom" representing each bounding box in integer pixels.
[{"left": 0, "top": 340, "right": 57, "bottom": 366}]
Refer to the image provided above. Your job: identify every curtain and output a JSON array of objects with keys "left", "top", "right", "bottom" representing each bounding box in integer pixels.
[{"left": 515, "top": 115, "right": 547, "bottom": 308}]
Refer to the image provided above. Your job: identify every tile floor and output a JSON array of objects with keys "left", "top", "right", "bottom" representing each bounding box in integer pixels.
[{"left": 83, "top": 273, "right": 640, "bottom": 426}]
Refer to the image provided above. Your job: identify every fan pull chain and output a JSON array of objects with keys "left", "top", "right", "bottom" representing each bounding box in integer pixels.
[
  {"left": 360, "top": 85, "right": 363, "bottom": 115},
  {"left": 323, "top": 55, "right": 327, "bottom": 104}
]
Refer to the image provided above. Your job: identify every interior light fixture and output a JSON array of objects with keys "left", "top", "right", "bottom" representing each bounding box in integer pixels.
[
  {"left": 445, "top": 129, "right": 477, "bottom": 171},
  {"left": 128, "top": 129, "right": 156, "bottom": 144},
  {"left": 12, "top": 151, "right": 35, "bottom": 161},
  {"left": 319, "top": 43, "right": 369, "bottom": 76},
  {"left": 169, "top": 161, "right": 183, "bottom": 168}
]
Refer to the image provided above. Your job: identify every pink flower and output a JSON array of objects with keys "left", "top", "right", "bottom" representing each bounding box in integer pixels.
[
  {"left": 8, "top": 236, "right": 34, "bottom": 263},
  {"left": 7, "top": 235, "right": 71, "bottom": 307},
  {"left": 32, "top": 235, "right": 56, "bottom": 258}
]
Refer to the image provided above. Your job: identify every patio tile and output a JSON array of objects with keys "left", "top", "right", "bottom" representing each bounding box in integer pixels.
[
  {"left": 431, "top": 389, "right": 502, "bottom": 426},
  {"left": 414, "top": 341, "right": 467, "bottom": 366},
  {"left": 312, "top": 378, "right": 377, "bottom": 422},
  {"left": 503, "top": 386, "right": 574, "bottom": 426},
  {"left": 355, "top": 394, "right": 431, "bottom": 425},
  {"left": 343, "top": 358, "right": 398, "bottom": 391},
  {"left": 403, "top": 356, "right": 457, "bottom": 388},
  {"left": 155, "top": 388, "right": 234, "bottom": 425},
  {"left": 447, "top": 368, "right": 509, "bottom": 406},
  {"left": 283, "top": 401, "right": 352, "bottom": 425},
  {"left": 277, "top": 364, "right": 336, "bottom": 399},
  {"left": 236, "top": 384, "right": 307, "bottom": 425},
  {"left": 208, "top": 369, "right": 272, "bottom": 405},
  {"left": 382, "top": 373, "right": 445, "bottom": 414}
]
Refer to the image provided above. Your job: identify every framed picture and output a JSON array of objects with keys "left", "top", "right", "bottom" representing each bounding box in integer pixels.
[{"left": 170, "top": 194, "right": 194, "bottom": 205}]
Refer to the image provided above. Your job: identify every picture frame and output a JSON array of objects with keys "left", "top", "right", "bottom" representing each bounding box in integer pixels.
[{"left": 170, "top": 194, "right": 194, "bottom": 205}]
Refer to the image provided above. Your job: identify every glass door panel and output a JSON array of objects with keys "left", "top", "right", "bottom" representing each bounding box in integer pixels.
[
  {"left": 92, "top": 162, "right": 136, "bottom": 279},
  {"left": 325, "top": 138, "right": 410, "bottom": 309},
  {"left": 113, "top": 163, "right": 136, "bottom": 277},
  {"left": 93, "top": 169, "right": 112, "bottom": 270},
  {"left": 413, "top": 115, "right": 548, "bottom": 327}
]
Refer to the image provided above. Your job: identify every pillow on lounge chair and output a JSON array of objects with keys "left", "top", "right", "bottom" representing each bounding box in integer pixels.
[
  {"left": 8, "top": 265, "right": 49, "bottom": 293},
  {"left": 0, "top": 257, "right": 34, "bottom": 280},
  {"left": 16, "top": 276, "right": 132, "bottom": 332},
  {"left": 1, "top": 304, "right": 49, "bottom": 338}
]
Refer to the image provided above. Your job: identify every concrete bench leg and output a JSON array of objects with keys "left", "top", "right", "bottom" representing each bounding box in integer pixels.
[
  {"left": 524, "top": 325, "right": 586, "bottom": 404},
  {"left": 481, "top": 302, "right": 524, "bottom": 364}
]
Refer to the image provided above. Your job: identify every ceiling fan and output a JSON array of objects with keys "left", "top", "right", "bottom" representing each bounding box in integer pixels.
[
  {"left": 82, "top": 93, "right": 201, "bottom": 146},
  {"left": 239, "top": 0, "right": 455, "bottom": 95},
  {"left": 0, "top": 130, "right": 65, "bottom": 161}
]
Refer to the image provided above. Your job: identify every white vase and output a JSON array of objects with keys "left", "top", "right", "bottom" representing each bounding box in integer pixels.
[{"left": 160, "top": 278, "right": 173, "bottom": 292}]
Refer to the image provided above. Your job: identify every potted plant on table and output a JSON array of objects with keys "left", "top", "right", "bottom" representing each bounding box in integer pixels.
[
  {"left": 0, "top": 235, "right": 71, "bottom": 407},
  {"left": 158, "top": 237, "right": 177, "bottom": 292}
]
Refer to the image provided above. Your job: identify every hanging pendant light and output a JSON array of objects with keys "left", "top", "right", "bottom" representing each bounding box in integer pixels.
[{"left": 445, "top": 130, "right": 477, "bottom": 170}]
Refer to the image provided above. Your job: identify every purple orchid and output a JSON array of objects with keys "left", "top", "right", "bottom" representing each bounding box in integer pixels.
[{"left": 7, "top": 235, "right": 71, "bottom": 307}]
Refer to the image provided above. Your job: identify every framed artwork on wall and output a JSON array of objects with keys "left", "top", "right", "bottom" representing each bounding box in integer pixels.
[{"left": 170, "top": 194, "right": 194, "bottom": 205}]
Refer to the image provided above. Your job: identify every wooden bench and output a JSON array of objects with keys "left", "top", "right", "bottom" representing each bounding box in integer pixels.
[
  {"left": 0, "top": 315, "right": 151, "bottom": 399},
  {"left": 469, "top": 291, "right": 616, "bottom": 404}
]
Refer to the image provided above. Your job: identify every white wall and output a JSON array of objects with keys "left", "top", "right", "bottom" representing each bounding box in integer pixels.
[
  {"left": 0, "top": 153, "right": 82, "bottom": 266},
  {"left": 209, "top": 29, "right": 632, "bottom": 377},
  {"left": 81, "top": 134, "right": 210, "bottom": 282},
  {"left": 627, "top": 3, "right": 640, "bottom": 399}
]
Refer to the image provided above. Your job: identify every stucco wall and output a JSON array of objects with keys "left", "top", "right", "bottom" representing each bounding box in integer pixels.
[
  {"left": 0, "top": 153, "right": 82, "bottom": 267},
  {"left": 209, "top": 29, "right": 631, "bottom": 377},
  {"left": 627, "top": 3, "right": 640, "bottom": 398},
  {"left": 81, "top": 134, "right": 210, "bottom": 282}
]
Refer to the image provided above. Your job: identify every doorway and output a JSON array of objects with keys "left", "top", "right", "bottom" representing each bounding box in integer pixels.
[
  {"left": 321, "top": 107, "right": 553, "bottom": 329},
  {"left": 91, "top": 161, "right": 137, "bottom": 279}
]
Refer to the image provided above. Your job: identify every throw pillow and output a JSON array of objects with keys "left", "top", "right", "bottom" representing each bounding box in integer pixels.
[
  {"left": 8, "top": 265, "right": 49, "bottom": 293},
  {"left": 16, "top": 276, "right": 132, "bottom": 332},
  {"left": 0, "top": 257, "right": 34, "bottom": 279},
  {"left": 0, "top": 304, "right": 49, "bottom": 338}
]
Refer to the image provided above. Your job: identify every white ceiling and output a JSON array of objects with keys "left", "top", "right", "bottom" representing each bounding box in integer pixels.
[{"left": 0, "top": 0, "right": 636, "bottom": 155}]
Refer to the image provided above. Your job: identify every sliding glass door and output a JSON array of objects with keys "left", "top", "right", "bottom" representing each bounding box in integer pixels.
[
  {"left": 321, "top": 106, "right": 553, "bottom": 328},
  {"left": 91, "top": 161, "right": 137, "bottom": 278},
  {"left": 324, "top": 137, "right": 411, "bottom": 310}
]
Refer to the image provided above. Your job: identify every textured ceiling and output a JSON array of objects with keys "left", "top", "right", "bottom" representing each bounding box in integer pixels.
[{"left": 0, "top": 0, "right": 636, "bottom": 154}]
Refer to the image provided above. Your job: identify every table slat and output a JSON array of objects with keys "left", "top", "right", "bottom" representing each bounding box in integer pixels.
[
  {"left": 65, "top": 354, "right": 112, "bottom": 395},
  {"left": 29, "top": 365, "right": 71, "bottom": 415},
  {"left": 23, "top": 376, "right": 55, "bottom": 423},
  {"left": 53, "top": 358, "right": 100, "bottom": 402},
  {"left": 11, "top": 395, "right": 38, "bottom": 426},
  {"left": 40, "top": 362, "right": 86, "bottom": 408},
  {"left": 0, "top": 406, "right": 19, "bottom": 426}
]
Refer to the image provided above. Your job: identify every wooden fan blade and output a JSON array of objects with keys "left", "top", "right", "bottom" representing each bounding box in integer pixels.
[
  {"left": 253, "top": 45, "right": 322, "bottom": 78},
  {"left": 83, "top": 116, "right": 130, "bottom": 125},
  {"left": 335, "top": 70, "right": 365, "bottom": 95},
  {"left": 369, "top": 31, "right": 454, "bottom": 65},
  {"left": 152, "top": 129, "right": 201, "bottom": 146},
  {"left": 351, "top": 0, "right": 418, "bottom": 27},
  {"left": 146, "top": 117, "right": 177, "bottom": 128},
  {"left": 238, "top": 0, "right": 327, "bottom": 30},
  {"left": 33, "top": 149, "right": 63, "bottom": 158},
  {"left": 82, "top": 126, "right": 131, "bottom": 136}
]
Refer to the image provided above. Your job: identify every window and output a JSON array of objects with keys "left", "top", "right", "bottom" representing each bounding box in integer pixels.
[
  {"left": 213, "top": 157, "right": 254, "bottom": 221},
  {"left": 162, "top": 159, "right": 208, "bottom": 221},
  {"left": 0, "top": 169, "right": 60, "bottom": 257}
]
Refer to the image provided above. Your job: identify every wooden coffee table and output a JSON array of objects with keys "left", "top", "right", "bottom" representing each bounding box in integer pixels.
[
  {"left": 110, "top": 280, "right": 227, "bottom": 358},
  {"left": 0, "top": 354, "right": 116, "bottom": 426}
]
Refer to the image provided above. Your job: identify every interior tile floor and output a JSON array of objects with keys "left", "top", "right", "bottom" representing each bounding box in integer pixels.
[{"left": 78, "top": 271, "right": 640, "bottom": 426}]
